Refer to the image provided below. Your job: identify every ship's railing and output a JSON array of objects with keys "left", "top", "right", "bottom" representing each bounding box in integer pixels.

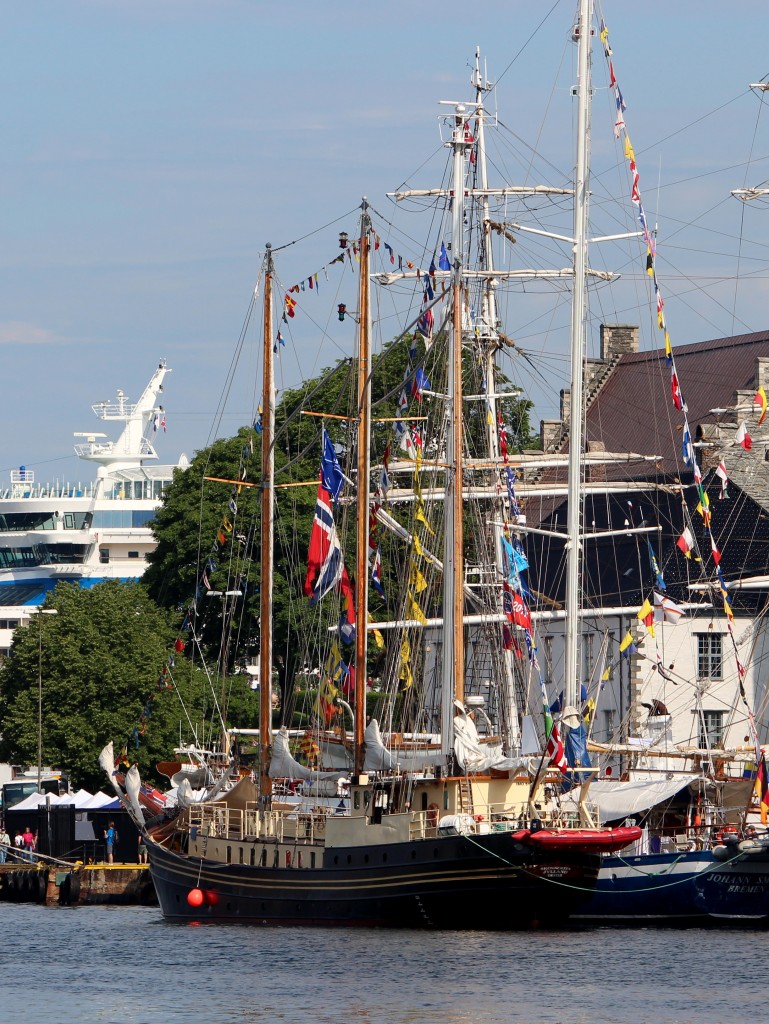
[
  {"left": 74, "top": 438, "right": 157, "bottom": 458},
  {"left": 188, "top": 802, "right": 278, "bottom": 841},
  {"left": 0, "top": 478, "right": 172, "bottom": 501},
  {"left": 187, "top": 800, "right": 333, "bottom": 844},
  {"left": 1, "top": 482, "right": 99, "bottom": 499},
  {"left": 408, "top": 800, "right": 589, "bottom": 839}
]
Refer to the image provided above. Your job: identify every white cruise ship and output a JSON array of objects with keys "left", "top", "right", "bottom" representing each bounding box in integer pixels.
[{"left": 0, "top": 360, "right": 186, "bottom": 658}]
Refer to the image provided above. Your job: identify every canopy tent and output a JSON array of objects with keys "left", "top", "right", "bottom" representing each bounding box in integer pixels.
[
  {"left": 563, "top": 776, "right": 694, "bottom": 824},
  {"left": 9, "top": 789, "right": 116, "bottom": 812}
]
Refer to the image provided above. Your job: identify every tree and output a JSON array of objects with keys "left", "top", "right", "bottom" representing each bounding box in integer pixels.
[
  {"left": 143, "top": 337, "right": 537, "bottom": 721},
  {"left": 0, "top": 581, "right": 248, "bottom": 791}
]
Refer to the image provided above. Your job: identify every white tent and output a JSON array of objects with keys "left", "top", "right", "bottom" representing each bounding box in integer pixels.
[
  {"left": 79, "top": 791, "right": 115, "bottom": 809},
  {"left": 10, "top": 791, "right": 69, "bottom": 812},
  {"left": 9, "top": 789, "right": 116, "bottom": 812}
]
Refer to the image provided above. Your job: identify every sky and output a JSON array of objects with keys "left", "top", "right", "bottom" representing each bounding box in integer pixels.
[{"left": 1, "top": 0, "right": 768, "bottom": 485}]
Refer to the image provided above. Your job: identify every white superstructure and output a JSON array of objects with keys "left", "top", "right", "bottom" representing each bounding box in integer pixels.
[{"left": 0, "top": 361, "right": 186, "bottom": 657}]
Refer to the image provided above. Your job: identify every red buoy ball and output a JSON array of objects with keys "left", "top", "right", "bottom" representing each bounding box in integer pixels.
[
  {"left": 187, "top": 887, "right": 205, "bottom": 907},
  {"left": 205, "top": 890, "right": 219, "bottom": 907}
]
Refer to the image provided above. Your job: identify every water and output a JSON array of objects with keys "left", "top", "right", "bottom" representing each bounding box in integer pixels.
[{"left": 0, "top": 903, "right": 762, "bottom": 1024}]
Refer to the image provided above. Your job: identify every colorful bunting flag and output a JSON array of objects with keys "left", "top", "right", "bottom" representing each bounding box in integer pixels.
[
  {"left": 756, "top": 386, "right": 767, "bottom": 426},
  {"left": 737, "top": 421, "right": 752, "bottom": 451},
  {"left": 653, "top": 592, "right": 684, "bottom": 625},
  {"left": 676, "top": 527, "right": 694, "bottom": 558}
]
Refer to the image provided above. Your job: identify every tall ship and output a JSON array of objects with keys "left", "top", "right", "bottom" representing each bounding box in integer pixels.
[
  {"left": 127, "top": 0, "right": 647, "bottom": 929},
  {"left": 0, "top": 360, "right": 183, "bottom": 658}
]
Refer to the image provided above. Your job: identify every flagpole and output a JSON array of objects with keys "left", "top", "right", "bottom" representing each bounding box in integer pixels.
[
  {"left": 441, "top": 104, "right": 470, "bottom": 759},
  {"left": 354, "top": 200, "right": 372, "bottom": 777},
  {"left": 259, "top": 245, "right": 275, "bottom": 801}
]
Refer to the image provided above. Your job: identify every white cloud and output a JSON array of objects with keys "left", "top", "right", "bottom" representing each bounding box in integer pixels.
[{"left": 0, "top": 322, "right": 60, "bottom": 345}]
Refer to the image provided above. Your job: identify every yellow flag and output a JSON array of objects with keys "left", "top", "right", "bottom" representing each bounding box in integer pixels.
[
  {"left": 412, "top": 533, "right": 424, "bottom": 556},
  {"left": 601, "top": 666, "right": 611, "bottom": 681},
  {"left": 637, "top": 598, "right": 655, "bottom": 638},
  {"left": 367, "top": 611, "right": 384, "bottom": 649},
  {"left": 399, "top": 636, "right": 412, "bottom": 689},
  {"left": 619, "top": 631, "right": 634, "bottom": 652},
  {"left": 409, "top": 562, "right": 428, "bottom": 593},
  {"left": 415, "top": 503, "right": 434, "bottom": 536},
  {"left": 407, "top": 592, "right": 428, "bottom": 625},
  {"left": 324, "top": 639, "right": 344, "bottom": 682},
  {"left": 624, "top": 133, "right": 635, "bottom": 162}
]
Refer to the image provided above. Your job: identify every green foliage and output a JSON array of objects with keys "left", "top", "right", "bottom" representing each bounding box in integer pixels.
[
  {"left": 0, "top": 582, "right": 222, "bottom": 791},
  {"left": 143, "top": 334, "right": 537, "bottom": 728}
]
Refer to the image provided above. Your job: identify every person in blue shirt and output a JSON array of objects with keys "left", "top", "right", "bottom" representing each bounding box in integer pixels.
[{"left": 104, "top": 821, "right": 118, "bottom": 864}]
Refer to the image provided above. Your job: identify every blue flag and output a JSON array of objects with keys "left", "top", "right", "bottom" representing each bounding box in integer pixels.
[
  {"left": 321, "top": 429, "right": 344, "bottom": 503},
  {"left": 439, "top": 242, "right": 451, "bottom": 271}
]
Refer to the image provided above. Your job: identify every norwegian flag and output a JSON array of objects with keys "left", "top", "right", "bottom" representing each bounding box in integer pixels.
[
  {"left": 546, "top": 724, "right": 568, "bottom": 774},
  {"left": 304, "top": 484, "right": 344, "bottom": 605},
  {"left": 371, "top": 548, "right": 385, "bottom": 598}
]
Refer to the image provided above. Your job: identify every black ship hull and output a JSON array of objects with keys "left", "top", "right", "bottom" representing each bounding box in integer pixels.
[{"left": 147, "top": 829, "right": 600, "bottom": 929}]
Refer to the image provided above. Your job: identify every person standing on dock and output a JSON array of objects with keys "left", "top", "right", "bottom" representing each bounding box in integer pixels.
[
  {"left": 104, "top": 821, "right": 118, "bottom": 864},
  {"left": 0, "top": 824, "right": 9, "bottom": 863},
  {"left": 22, "top": 826, "right": 35, "bottom": 862}
]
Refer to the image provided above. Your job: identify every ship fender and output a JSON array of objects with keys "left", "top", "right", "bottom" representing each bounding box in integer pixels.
[
  {"left": 712, "top": 844, "right": 733, "bottom": 861},
  {"left": 738, "top": 838, "right": 766, "bottom": 855}
]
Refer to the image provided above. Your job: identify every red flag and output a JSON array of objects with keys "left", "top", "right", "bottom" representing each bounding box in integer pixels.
[
  {"left": 757, "top": 755, "right": 769, "bottom": 825},
  {"left": 547, "top": 724, "right": 568, "bottom": 774},
  {"left": 710, "top": 535, "right": 721, "bottom": 566},
  {"left": 671, "top": 370, "right": 683, "bottom": 411},
  {"left": 676, "top": 527, "right": 694, "bottom": 558},
  {"left": 737, "top": 421, "right": 752, "bottom": 450},
  {"left": 503, "top": 583, "right": 531, "bottom": 631}
]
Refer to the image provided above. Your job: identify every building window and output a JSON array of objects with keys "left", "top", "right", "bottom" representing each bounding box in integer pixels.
[
  {"left": 697, "top": 633, "right": 722, "bottom": 680},
  {"left": 128, "top": 551, "right": 140, "bottom": 559},
  {"left": 582, "top": 632, "right": 594, "bottom": 681},
  {"left": 699, "top": 710, "right": 725, "bottom": 749},
  {"left": 602, "top": 709, "right": 616, "bottom": 741},
  {"left": 543, "top": 636, "right": 553, "bottom": 685}
]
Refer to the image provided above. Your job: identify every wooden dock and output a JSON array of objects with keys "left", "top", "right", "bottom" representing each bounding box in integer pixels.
[{"left": 0, "top": 862, "right": 157, "bottom": 906}]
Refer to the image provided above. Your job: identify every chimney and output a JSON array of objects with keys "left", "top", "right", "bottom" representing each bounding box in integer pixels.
[
  {"left": 560, "top": 388, "right": 571, "bottom": 423},
  {"left": 540, "top": 419, "right": 563, "bottom": 452},
  {"left": 585, "top": 440, "right": 606, "bottom": 481},
  {"left": 600, "top": 323, "right": 639, "bottom": 361}
]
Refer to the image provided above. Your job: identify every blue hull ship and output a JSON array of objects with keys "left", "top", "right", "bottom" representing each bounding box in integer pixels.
[{"left": 575, "top": 842, "right": 769, "bottom": 924}]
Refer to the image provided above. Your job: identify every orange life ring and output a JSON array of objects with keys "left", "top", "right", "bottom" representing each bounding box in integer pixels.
[{"left": 427, "top": 803, "right": 439, "bottom": 828}]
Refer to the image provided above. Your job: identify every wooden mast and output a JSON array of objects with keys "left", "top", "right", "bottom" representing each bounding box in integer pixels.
[
  {"left": 354, "top": 201, "right": 371, "bottom": 777},
  {"left": 259, "top": 245, "right": 275, "bottom": 800}
]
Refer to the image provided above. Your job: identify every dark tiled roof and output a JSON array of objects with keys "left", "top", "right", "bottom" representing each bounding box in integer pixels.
[
  {"left": 584, "top": 329, "right": 769, "bottom": 479},
  {"left": 523, "top": 329, "right": 769, "bottom": 610}
]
